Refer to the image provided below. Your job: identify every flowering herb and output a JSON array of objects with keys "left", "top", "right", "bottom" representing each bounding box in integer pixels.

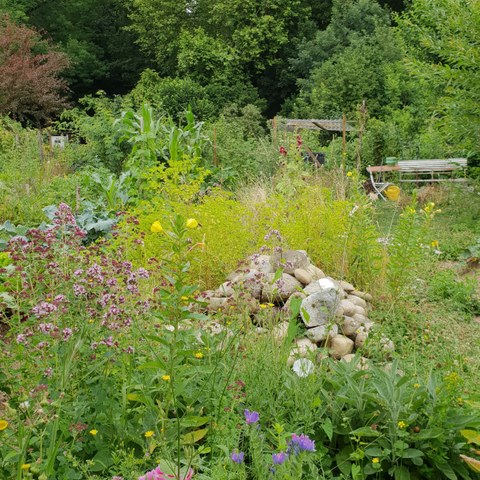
[
  {"left": 272, "top": 452, "right": 288, "bottom": 465},
  {"left": 244, "top": 409, "right": 259, "bottom": 425},
  {"left": 288, "top": 433, "right": 316, "bottom": 453},
  {"left": 230, "top": 450, "right": 245, "bottom": 464}
]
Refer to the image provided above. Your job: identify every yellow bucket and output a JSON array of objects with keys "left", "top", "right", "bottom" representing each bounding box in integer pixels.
[{"left": 385, "top": 185, "right": 400, "bottom": 201}]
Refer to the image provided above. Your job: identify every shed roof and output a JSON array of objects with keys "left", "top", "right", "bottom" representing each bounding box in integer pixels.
[{"left": 284, "top": 118, "right": 355, "bottom": 132}]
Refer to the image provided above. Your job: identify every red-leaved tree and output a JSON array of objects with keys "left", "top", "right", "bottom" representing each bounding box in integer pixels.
[{"left": 0, "top": 16, "right": 70, "bottom": 126}]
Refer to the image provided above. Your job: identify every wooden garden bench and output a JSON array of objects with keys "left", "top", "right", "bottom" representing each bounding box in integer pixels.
[
  {"left": 397, "top": 158, "right": 468, "bottom": 183},
  {"left": 367, "top": 158, "right": 468, "bottom": 199}
]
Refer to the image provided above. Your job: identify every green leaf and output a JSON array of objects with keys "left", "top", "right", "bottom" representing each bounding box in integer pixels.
[
  {"left": 181, "top": 416, "right": 210, "bottom": 428},
  {"left": 322, "top": 417, "right": 333, "bottom": 441},
  {"left": 401, "top": 448, "right": 424, "bottom": 459},
  {"left": 335, "top": 447, "right": 353, "bottom": 477},
  {"left": 460, "top": 429, "right": 480, "bottom": 446},
  {"left": 272, "top": 267, "right": 283, "bottom": 283},
  {"left": 351, "top": 463, "right": 364, "bottom": 480},
  {"left": 181, "top": 428, "right": 208, "bottom": 444},
  {"left": 350, "top": 427, "right": 381, "bottom": 438},
  {"left": 393, "top": 465, "right": 410, "bottom": 480},
  {"left": 365, "top": 447, "right": 383, "bottom": 457},
  {"left": 137, "top": 360, "right": 167, "bottom": 370},
  {"left": 412, "top": 428, "right": 444, "bottom": 440}
]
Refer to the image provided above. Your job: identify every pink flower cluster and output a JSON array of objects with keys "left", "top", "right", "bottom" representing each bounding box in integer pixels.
[{"left": 138, "top": 467, "right": 194, "bottom": 480}]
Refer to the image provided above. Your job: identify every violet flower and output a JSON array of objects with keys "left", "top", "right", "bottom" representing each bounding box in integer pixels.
[
  {"left": 244, "top": 409, "right": 259, "bottom": 425},
  {"left": 272, "top": 452, "right": 288, "bottom": 465},
  {"left": 288, "top": 433, "right": 316, "bottom": 453},
  {"left": 230, "top": 451, "right": 245, "bottom": 464}
]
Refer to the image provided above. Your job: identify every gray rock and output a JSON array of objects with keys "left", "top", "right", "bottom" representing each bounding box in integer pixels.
[
  {"left": 303, "top": 281, "right": 322, "bottom": 295},
  {"left": 294, "top": 268, "right": 312, "bottom": 285},
  {"left": 354, "top": 305, "right": 367, "bottom": 317},
  {"left": 341, "top": 316, "right": 361, "bottom": 336},
  {"left": 342, "top": 354, "right": 369, "bottom": 370},
  {"left": 330, "top": 335, "right": 354, "bottom": 359},
  {"left": 249, "top": 255, "right": 274, "bottom": 274},
  {"left": 300, "top": 290, "right": 338, "bottom": 327},
  {"left": 307, "top": 264, "right": 326, "bottom": 280},
  {"left": 214, "top": 282, "right": 235, "bottom": 298},
  {"left": 271, "top": 250, "right": 310, "bottom": 274},
  {"left": 307, "top": 323, "right": 338, "bottom": 343},
  {"left": 261, "top": 273, "right": 303, "bottom": 303},
  {"left": 272, "top": 322, "right": 290, "bottom": 343},
  {"left": 339, "top": 280, "right": 355, "bottom": 292},
  {"left": 287, "top": 337, "right": 317, "bottom": 365},
  {"left": 233, "top": 269, "right": 265, "bottom": 299},
  {"left": 283, "top": 291, "right": 306, "bottom": 317},
  {"left": 207, "top": 297, "right": 228, "bottom": 311},
  {"left": 339, "top": 299, "right": 356, "bottom": 317},
  {"left": 347, "top": 294, "right": 367, "bottom": 309},
  {"left": 355, "top": 328, "right": 369, "bottom": 349}
]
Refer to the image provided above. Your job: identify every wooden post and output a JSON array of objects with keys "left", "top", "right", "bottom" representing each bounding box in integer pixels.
[
  {"left": 213, "top": 127, "right": 218, "bottom": 167},
  {"left": 272, "top": 116, "right": 277, "bottom": 149},
  {"left": 341, "top": 114, "right": 347, "bottom": 172},
  {"left": 37, "top": 128, "right": 44, "bottom": 163},
  {"left": 356, "top": 100, "right": 367, "bottom": 172}
]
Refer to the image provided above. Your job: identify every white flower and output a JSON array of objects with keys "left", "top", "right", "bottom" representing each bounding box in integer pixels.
[{"left": 292, "top": 358, "right": 315, "bottom": 378}]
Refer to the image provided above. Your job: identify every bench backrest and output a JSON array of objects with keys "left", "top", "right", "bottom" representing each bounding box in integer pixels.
[{"left": 398, "top": 158, "right": 467, "bottom": 172}]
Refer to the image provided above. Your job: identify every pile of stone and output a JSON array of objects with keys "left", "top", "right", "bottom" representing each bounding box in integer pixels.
[{"left": 196, "top": 249, "right": 393, "bottom": 363}]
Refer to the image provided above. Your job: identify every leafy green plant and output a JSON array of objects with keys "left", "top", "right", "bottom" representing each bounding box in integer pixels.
[{"left": 429, "top": 270, "right": 480, "bottom": 315}]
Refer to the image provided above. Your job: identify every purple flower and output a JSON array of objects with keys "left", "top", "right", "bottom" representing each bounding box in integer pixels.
[
  {"left": 32, "top": 301, "right": 57, "bottom": 317},
  {"left": 244, "top": 409, "right": 259, "bottom": 424},
  {"left": 62, "top": 328, "right": 73, "bottom": 341},
  {"left": 272, "top": 452, "right": 288, "bottom": 465},
  {"left": 230, "top": 450, "right": 245, "bottom": 464},
  {"left": 73, "top": 283, "right": 87, "bottom": 296},
  {"left": 288, "top": 433, "right": 316, "bottom": 453}
]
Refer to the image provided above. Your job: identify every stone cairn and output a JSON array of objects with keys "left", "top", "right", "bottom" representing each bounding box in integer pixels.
[{"left": 196, "top": 249, "right": 394, "bottom": 365}]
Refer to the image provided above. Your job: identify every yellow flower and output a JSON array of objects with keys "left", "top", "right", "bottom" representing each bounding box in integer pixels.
[
  {"left": 413, "top": 383, "right": 420, "bottom": 389},
  {"left": 145, "top": 430, "right": 155, "bottom": 438},
  {"left": 181, "top": 296, "right": 189, "bottom": 301},
  {"left": 194, "top": 352, "right": 204, "bottom": 359},
  {"left": 89, "top": 429, "right": 98, "bottom": 436},
  {"left": 267, "top": 303, "right": 274, "bottom": 307},
  {"left": 186, "top": 218, "right": 199, "bottom": 229},
  {"left": 21, "top": 464, "right": 30, "bottom": 470},
  {"left": 259, "top": 304, "right": 267, "bottom": 309},
  {"left": 162, "top": 375, "right": 171, "bottom": 381},
  {"left": 397, "top": 421, "right": 407, "bottom": 429},
  {"left": 347, "top": 171, "right": 353, "bottom": 177},
  {"left": 431, "top": 240, "right": 439, "bottom": 248},
  {"left": 372, "top": 458, "right": 380, "bottom": 464},
  {"left": 150, "top": 221, "right": 163, "bottom": 233},
  {"left": 0, "top": 420, "right": 8, "bottom": 431}
]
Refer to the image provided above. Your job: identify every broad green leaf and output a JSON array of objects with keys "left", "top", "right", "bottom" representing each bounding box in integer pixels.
[
  {"left": 365, "top": 447, "right": 383, "bottom": 457},
  {"left": 350, "top": 426, "right": 381, "bottom": 438},
  {"left": 335, "top": 447, "right": 352, "bottom": 477},
  {"left": 181, "top": 416, "right": 210, "bottom": 428},
  {"left": 401, "top": 448, "right": 424, "bottom": 459},
  {"left": 181, "top": 428, "right": 208, "bottom": 444},
  {"left": 412, "top": 428, "right": 443, "bottom": 440},
  {"left": 460, "top": 429, "right": 480, "bottom": 445},
  {"left": 322, "top": 417, "right": 333, "bottom": 441}
]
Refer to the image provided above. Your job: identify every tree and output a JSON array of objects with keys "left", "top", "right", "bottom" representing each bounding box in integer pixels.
[
  {"left": 127, "top": 0, "right": 324, "bottom": 113},
  {"left": 289, "top": 0, "right": 400, "bottom": 118},
  {"left": 0, "top": 16, "right": 69, "bottom": 125},
  {"left": 397, "top": 0, "right": 480, "bottom": 154}
]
